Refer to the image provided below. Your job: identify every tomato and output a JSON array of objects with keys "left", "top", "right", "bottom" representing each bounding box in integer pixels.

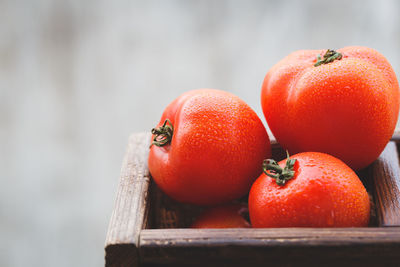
[
  {"left": 248, "top": 152, "right": 370, "bottom": 227},
  {"left": 148, "top": 89, "right": 271, "bottom": 205},
  {"left": 191, "top": 204, "right": 250, "bottom": 228},
  {"left": 261, "top": 46, "right": 400, "bottom": 170}
]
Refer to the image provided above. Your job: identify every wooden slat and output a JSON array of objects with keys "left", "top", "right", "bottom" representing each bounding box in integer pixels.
[
  {"left": 372, "top": 141, "right": 400, "bottom": 226},
  {"left": 105, "top": 131, "right": 400, "bottom": 266},
  {"left": 105, "top": 132, "right": 151, "bottom": 267},
  {"left": 139, "top": 228, "right": 400, "bottom": 266}
]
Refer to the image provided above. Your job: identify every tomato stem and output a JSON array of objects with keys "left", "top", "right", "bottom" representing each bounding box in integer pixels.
[
  {"left": 262, "top": 151, "right": 296, "bottom": 186},
  {"left": 151, "top": 119, "right": 174, "bottom": 147},
  {"left": 314, "top": 49, "right": 342, "bottom": 67}
]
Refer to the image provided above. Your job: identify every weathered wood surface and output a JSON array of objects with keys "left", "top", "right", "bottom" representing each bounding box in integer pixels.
[
  {"left": 105, "top": 132, "right": 400, "bottom": 266},
  {"left": 372, "top": 141, "right": 400, "bottom": 226},
  {"left": 105, "top": 132, "right": 151, "bottom": 267},
  {"left": 140, "top": 228, "right": 400, "bottom": 266}
]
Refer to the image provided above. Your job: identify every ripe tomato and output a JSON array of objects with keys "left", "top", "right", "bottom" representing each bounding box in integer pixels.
[
  {"left": 191, "top": 204, "right": 250, "bottom": 228},
  {"left": 261, "top": 46, "right": 400, "bottom": 170},
  {"left": 148, "top": 89, "right": 271, "bottom": 205},
  {"left": 248, "top": 152, "right": 370, "bottom": 227}
]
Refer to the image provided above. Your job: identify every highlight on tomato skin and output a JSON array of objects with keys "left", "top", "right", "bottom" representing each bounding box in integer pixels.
[
  {"left": 191, "top": 204, "right": 251, "bottom": 229},
  {"left": 148, "top": 89, "right": 271, "bottom": 206},
  {"left": 261, "top": 46, "right": 400, "bottom": 170},
  {"left": 248, "top": 152, "right": 371, "bottom": 228}
]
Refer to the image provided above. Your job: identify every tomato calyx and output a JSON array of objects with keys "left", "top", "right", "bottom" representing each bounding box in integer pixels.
[
  {"left": 314, "top": 49, "right": 343, "bottom": 67},
  {"left": 262, "top": 152, "right": 296, "bottom": 186},
  {"left": 151, "top": 119, "right": 174, "bottom": 147}
]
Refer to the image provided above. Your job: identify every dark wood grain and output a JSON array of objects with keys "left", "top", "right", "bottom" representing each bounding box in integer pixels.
[
  {"left": 372, "top": 141, "right": 400, "bottom": 226},
  {"left": 105, "top": 132, "right": 400, "bottom": 266},
  {"left": 105, "top": 132, "right": 151, "bottom": 266},
  {"left": 139, "top": 228, "right": 400, "bottom": 266}
]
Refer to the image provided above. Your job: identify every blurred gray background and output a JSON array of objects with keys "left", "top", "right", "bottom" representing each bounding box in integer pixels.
[{"left": 1, "top": 0, "right": 400, "bottom": 266}]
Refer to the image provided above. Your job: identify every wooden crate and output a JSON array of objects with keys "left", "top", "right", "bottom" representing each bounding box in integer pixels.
[{"left": 105, "top": 132, "right": 400, "bottom": 267}]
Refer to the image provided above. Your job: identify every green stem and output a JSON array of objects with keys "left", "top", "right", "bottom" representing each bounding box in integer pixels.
[
  {"left": 262, "top": 151, "right": 297, "bottom": 186},
  {"left": 314, "top": 49, "right": 342, "bottom": 67},
  {"left": 151, "top": 119, "right": 174, "bottom": 147}
]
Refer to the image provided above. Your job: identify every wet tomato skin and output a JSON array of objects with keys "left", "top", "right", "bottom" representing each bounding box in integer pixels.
[
  {"left": 149, "top": 89, "right": 271, "bottom": 205},
  {"left": 261, "top": 46, "right": 400, "bottom": 170},
  {"left": 249, "top": 152, "right": 370, "bottom": 228},
  {"left": 191, "top": 204, "right": 250, "bottom": 228}
]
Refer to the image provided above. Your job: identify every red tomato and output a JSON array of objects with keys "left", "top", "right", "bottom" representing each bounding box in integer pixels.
[
  {"left": 261, "top": 46, "right": 400, "bottom": 170},
  {"left": 191, "top": 204, "right": 250, "bottom": 228},
  {"left": 248, "top": 152, "right": 370, "bottom": 227},
  {"left": 148, "top": 89, "right": 271, "bottom": 205}
]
